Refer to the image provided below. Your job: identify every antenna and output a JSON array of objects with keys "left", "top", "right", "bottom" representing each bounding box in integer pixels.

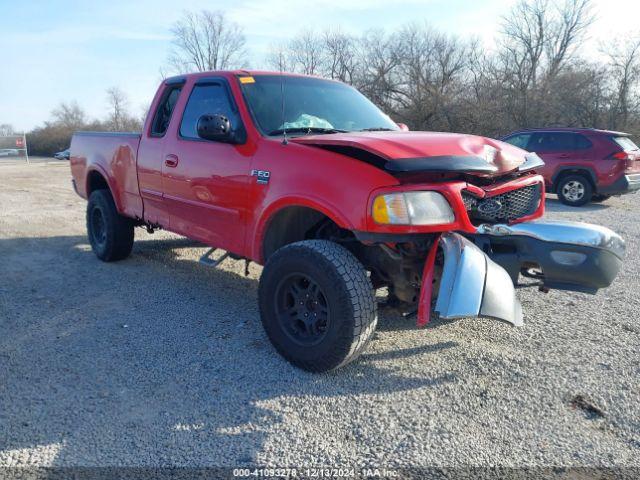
[{"left": 280, "top": 72, "right": 288, "bottom": 145}]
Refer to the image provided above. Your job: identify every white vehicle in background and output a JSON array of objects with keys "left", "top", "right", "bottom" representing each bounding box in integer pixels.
[{"left": 0, "top": 149, "right": 20, "bottom": 157}]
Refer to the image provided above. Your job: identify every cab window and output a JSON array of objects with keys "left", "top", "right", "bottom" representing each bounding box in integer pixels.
[
  {"left": 180, "top": 82, "right": 239, "bottom": 140},
  {"left": 150, "top": 85, "right": 182, "bottom": 137}
]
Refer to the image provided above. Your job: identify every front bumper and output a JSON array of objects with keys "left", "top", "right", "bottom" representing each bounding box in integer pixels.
[
  {"left": 424, "top": 221, "right": 624, "bottom": 327},
  {"left": 598, "top": 173, "right": 640, "bottom": 195},
  {"left": 433, "top": 233, "right": 524, "bottom": 325}
]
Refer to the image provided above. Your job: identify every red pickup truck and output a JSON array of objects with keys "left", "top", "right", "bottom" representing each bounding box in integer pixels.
[{"left": 70, "top": 71, "right": 625, "bottom": 372}]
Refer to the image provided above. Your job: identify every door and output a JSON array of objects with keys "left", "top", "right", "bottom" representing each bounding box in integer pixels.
[
  {"left": 527, "top": 132, "right": 573, "bottom": 185},
  {"left": 162, "top": 78, "right": 252, "bottom": 255},
  {"left": 527, "top": 132, "right": 593, "bottom": 186},
  {"left": 137, "top": 81, "right": 184, "bottom": 227}
]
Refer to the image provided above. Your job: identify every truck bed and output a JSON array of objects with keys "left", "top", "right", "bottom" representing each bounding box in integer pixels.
[{"left": 70, "top": 131, "right": 143, "bottom": 219}]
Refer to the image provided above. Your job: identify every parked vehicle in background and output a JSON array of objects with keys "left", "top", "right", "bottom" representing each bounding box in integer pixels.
[
  {"left": 0, "top": 149, "right": 20, "bottom": 157},
  {"left": 69, "top": 72, "right": 625, "bottom": 372},
  {"left": 54, "top": 149, "right": 70, "bottom": 160},
  {"left": 501, "top": 128, "right": 640, "bottom": 206}
]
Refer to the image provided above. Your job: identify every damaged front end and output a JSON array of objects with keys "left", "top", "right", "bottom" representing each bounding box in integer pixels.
[{"left": 417, "top": 221, "right": 625, "bottom": 327}]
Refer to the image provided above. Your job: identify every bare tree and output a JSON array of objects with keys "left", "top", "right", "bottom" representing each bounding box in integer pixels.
[
  {"left": 501, "top": 0, "right": 547, "bottom": 91},
  {"left": 604, "top": 37, "right": 640, "bottom": 130},
  {"left": 51, "top": 102, "right": 87, "bottom": 130},
  {"left": 322, "top": 29, "right": 358, "bottom": 83},
  {"left": 546, "top": 0, "right": 594, "bottom": 79},
  {"left": 288, "top": 30, "right": 324, "bottom": 75},
  {"left": 105, "top": 87, "right": 129, "bottom": 131},
  {"left": 354, "top": 29, "right": 404, "bottom": 113},
  {"left": 104, "top": 87, "right": 142, "bottom": 132},
  {"left": 169, "top": 10, "right": 248, "bottom": 73},
  {"left": 0, "top": 124, "right": 16, "bottom": 136},
  {"left": 499, "top": 0, "right": 593, "bottom": 126},
  {"left": 266, "top": 42, "right": 293, "bottom": 72}
]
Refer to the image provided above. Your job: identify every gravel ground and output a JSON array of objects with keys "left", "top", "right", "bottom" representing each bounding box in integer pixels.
[{"left": 0, "top": 161, "right": 638, "bottom": 470}]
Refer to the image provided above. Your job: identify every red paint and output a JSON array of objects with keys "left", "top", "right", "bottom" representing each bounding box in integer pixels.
[
  {"left": 70, "top": 70, "right": 545, "bottom": 264},
  {"left": 502, "top": 127, "right": 640, "bottom": 194},
  {"left": 417, "top": 234, "right": 441, "bottom": 328}
]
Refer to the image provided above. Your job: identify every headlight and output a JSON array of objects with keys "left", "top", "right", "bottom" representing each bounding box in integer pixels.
[{"left": 372, "top": 191, "right": 455, "bottom": 225}]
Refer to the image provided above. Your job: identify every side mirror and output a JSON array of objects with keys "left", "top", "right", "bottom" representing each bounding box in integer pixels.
[
  {"left": 397, "top": 122, "right": 409, "bottom": 132},
  {"left": 197, "top": 114, "right": 235, "bottom": 143}
]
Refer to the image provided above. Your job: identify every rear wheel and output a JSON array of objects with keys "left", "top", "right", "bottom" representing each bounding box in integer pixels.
[
  {"left": 557, "top": 174, "right": 593, "bottom": 206},
  {"left": 87, "top": 189, "right": 134, "bottom": 261},
  {"left": 258, "top": 240, "right": 377, "bottom": 372}
]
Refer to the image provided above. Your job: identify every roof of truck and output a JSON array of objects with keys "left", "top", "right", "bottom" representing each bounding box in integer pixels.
[
  {"left": 505, "top": 127, "right": 630, "bottom": 137},
  {"left": 163, "top": 70, "right": 332, "bottom": 84}
]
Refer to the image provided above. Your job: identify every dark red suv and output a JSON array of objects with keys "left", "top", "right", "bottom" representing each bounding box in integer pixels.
[{"left": 501, "top": 128, "right": 640, "bottom": 206}]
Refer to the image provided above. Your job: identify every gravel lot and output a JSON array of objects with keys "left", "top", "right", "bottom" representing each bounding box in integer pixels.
[{"left": 0, "top": 161, "right": 638, "bottom": 470}]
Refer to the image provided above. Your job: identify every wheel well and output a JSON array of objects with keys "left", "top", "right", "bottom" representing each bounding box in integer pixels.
[
  {"left": 87, "top": 170, "right": 110, "bottom": 195},
  {"left": 262, "top": 206, "right": 345, "bottom": 261},
  {"left": 554, "top": 169, "right": 595, "bottom": 192}
]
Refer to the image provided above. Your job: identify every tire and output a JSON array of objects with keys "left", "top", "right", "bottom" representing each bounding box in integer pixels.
[
  {"left": 592, "top": 194, "right": 611, "bottom": 203},
  {"left": 258, "top": 240, "right": 377, "bottom": 372},
  {"left": 557, "top": 174, "right": 593, "bottom": 206},
  {"left": 86, "top": 189, "right": 134, "bottom": 262}
]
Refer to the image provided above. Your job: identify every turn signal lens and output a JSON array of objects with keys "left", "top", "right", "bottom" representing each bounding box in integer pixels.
[
  {"left": 372, "top": 191, "right": 455, "bottom": 225},
  {"left": 372, "top": 193, "right": 410, "bottom": 224}
]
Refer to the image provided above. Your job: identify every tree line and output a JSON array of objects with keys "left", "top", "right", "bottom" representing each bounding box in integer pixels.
[
  {"left": 261, "top": 0, "right": 640, "bottom": 138},
  {"left": 18, "top": 87, "right": 144, "bottom": 156},
  {"left": 16, "top": 0, "right": 640, "bottom": 156}
]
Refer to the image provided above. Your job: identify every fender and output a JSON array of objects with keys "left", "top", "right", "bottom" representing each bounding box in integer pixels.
[
  {"left": 85, "top": 162, "right": 126, "bottom": 214},
  {"left": 251, "top": 195, "right": 356, "bottom": 263},
  {"left": 551, "top": 165, "right": 597, "bottom": 189}
]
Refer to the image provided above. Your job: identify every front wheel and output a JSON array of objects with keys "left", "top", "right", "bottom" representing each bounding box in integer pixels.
[
  {"left": 258, "top": 240, "right": 377, "bottom": 372},
  {"left": 557, "top": 175, "right": 593, "bottom": 206},
  {"left": 87, "top": 189, "right": 134, "bottom": 262}
]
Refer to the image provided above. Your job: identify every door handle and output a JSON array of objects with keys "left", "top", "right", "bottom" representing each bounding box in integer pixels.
[
  {"left": 559, "top": 153, "right": 570, "bottom": 159},
  {"left": 164, "top": 154, "right": 179, "bottom": 168}
]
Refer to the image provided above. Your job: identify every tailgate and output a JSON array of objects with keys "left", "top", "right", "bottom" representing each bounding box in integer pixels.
[{"left": 612, "top": 135, "right": 640, "bottom": 173}]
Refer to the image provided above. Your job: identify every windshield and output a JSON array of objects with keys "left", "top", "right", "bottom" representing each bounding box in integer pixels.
[{"left": 239, "top": 75, "right": 399, "bottom": 136}]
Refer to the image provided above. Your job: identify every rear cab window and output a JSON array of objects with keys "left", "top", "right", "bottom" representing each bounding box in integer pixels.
[{"left": 150, "top": 84, "right": 183, "bottom": 137}]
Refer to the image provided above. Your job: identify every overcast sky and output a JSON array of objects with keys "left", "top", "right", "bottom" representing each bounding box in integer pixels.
[{"left": 1, "top": 0, "right": 638, "bottom": 131}]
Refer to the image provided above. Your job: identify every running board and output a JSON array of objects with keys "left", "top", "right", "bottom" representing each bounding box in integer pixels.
[{"left": 199, "top": 248, "right": 230, "bottom": 267}]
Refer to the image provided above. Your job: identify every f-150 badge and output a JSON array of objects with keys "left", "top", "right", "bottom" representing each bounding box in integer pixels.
[{"left": 251, "top": 169, "right": 270, "bottom": 184}]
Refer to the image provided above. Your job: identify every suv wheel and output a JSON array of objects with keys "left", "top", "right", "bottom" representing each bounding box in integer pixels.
[
  {"left": 557, "top": 175, "right": 593, "bottom": 206},
  {"left": 258, "top": 240, "right": 377, "bottom": 372},
  {"left": 87, "top": 189, "right": 134, "bottom": 261}
]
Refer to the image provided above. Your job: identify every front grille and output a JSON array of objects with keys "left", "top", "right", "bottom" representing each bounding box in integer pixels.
[{"left": 462, "top": 183, "right": 541, "bottom": 224}]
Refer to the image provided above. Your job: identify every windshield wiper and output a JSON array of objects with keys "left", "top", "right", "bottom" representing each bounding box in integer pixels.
[
  {"left": 268, "top": 127, "right": 348, "bottom": 136},
  {"left": 358, "top": 127, "right": 396, "bottom": 132}
]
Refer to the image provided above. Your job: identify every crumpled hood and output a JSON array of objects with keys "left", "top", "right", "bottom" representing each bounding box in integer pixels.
[{"left": 291, "top": 131, "right": 529, "bottom": 176}]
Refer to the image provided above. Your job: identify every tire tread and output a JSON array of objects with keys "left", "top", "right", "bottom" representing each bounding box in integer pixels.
[{"left": 259, "top": 240, "right": 377, "bottom": 372}]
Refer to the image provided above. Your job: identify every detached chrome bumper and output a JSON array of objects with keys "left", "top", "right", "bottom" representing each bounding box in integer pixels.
[
  {"left": 434, "top": 233, "right": 523, "bottom": 326},
  {"left": 424, "top": 221, "right": 624, "bottom": 327},
  {"left": 476, "top": 221, "right": 624, "bottom": 293}
]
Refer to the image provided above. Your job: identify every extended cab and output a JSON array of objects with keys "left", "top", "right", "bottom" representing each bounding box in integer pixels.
[{"left": 70, "top": 71, "right": 625, "bottom": 372}]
